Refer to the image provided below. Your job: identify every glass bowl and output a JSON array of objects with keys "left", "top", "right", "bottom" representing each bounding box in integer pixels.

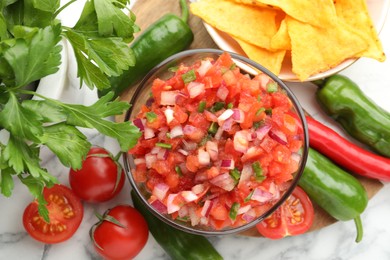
[{"left": 123, "top": 49, "right": 309, "bottom": 236}]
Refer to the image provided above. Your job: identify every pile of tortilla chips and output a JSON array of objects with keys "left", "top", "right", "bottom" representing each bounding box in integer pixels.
[{"left": 190, "top": 0, "right": 385, "bottom": 81}]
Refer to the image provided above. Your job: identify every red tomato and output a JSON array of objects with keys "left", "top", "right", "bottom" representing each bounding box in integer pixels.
[
  {"left": 91, "top": 205, "right": 149, "bottom": 260},
  {"left": 23, "top": 184, "right": 83, "bottom": 244},
  {"left": 69, "top": 147, "right": 125, "bottom": 203},
  {"left": 256, "top": 186, "right": 314, "bottom": 239}
]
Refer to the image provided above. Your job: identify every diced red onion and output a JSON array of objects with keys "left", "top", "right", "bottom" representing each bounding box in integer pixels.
[
  {"left": 180, "top": 190, "right": 199, "bottom": 203},
  {"left": 160, "top": 91, "right": 178, "bottom": 105},
  {"left": 210, "top": 173, "right": 235, "bottom": 191},
  {"left": 197, "top": 60, "right": 212, "bottom": 77},
  {"left": 251, "top": 187, "right": 274, "bottom": 203},
  {"left": 198, "top": 148, "right": 210, "bottom": 166},
  {"left": 237, "top": 205, "right": 252, "bottom": 215},
  {"left": 178, "top": 205, "right": 189, "bottom": 218},
  {"left": 233, "top": 130, "right": 249, "bottom": 153},
  {"left": 291, "top": 152, "right": 302, "bottom": 164},
  {"left": 167, "top": 193, "right": 182, "bottom": 214},
  {"left": 238, "top": 163, "right": 253, "bottom": 188},
  {"left": 255, "top": 124, "right": 272, "bottom": 140},
  {"left": 191, "top": 183, "right": 206, "bottom": 195},
  {"left": 170, "top": 125, "right": 184, "bottom": 138},
  {"left": 220, "top": 159, "right": 234, "bottom": 169},
  {"left": 258, "top": 73, "right": 271, "bottom": 89},
  {"left": 178, "top": 148, "right": 189, "bottom": 156},
  {"left": 145, "top": 97, "right": 155, "bottom": 107},
  {"left": 152, "top": 183, "right": 170, "bottom": 201},
  {"left": 144, "top": 153, "right": 157, "bottom": 169},
  {"left": 183, "top": 124, "right": 196, "bottom": 134},
  {"left": 242, "top": 209, "right": 256, "bottom": 222},
  {"left": 187, "top": 82, "right": 205, "bottom": 98},
  {"left": 217, "top": 109, "right": 234, "bottom": 122},
  {"left": 221, "top": 117, "right": 234, "bottom": 131},
  {"left": 216, "top": 85, "right": 229, "bottom": 101},
  {"left": 144, "top": 127, "right": 155, "bottom": 140},
  {"left": 134, "top": 158, "right": 146, "bottom": 165},
  {"left": 164, "top": 107, "right": 174, "bottom": 124},
  {"left": 214, "top": 126, "right": 224, "bottom": 140},
  {"left": 133, "top": 118, "right": 144, "bottom": 131},
  {"left": 206, "top": 141, "right": 218, "bottom": 161},
  {"left": 157, "top": 148, "right": 169, "bottom": 160},
  {"left": 247, "top": 131, "right": 257, "bottom": 141},
  {"left": 232, "top": 108, "right": 245, "bottom": 123},
  {"left": 269, "top": 129, "right": 288, "bottom": 145},
  {"left": 150, "top": 146, "right": 160, "bottom": 154},
  {"left": 268, "top": 182, "right": 281, "bottom": 200},
  {"left": 200, "top": 199, "right": 213, "bottom": 217},
  {"left": 188, "top": 205, "right": 201, "bottom": 226},
  {"left": 150, "top": 199, "right": 168, "bottom": 214},
  {"left": 182, "top": 138, "right": 197, "bottom": 151}
]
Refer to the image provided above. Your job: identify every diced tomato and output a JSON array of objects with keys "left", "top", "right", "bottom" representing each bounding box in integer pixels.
[
  {"left": 186, "top": 155, "right": 199, "bottom": 173},
  {"left": 210, "top": 203, "right": 229, "bottom": 221}
]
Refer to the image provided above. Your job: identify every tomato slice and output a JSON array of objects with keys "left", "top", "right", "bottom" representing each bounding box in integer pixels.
[
  {"left": 256, "top": 186, "right": 314, "bottom": 239},
  {"left": 23, "top": 184, "right": 84, "bottom": 244}
]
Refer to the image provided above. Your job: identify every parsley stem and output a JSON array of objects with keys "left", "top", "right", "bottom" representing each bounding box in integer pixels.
[{"left": 54, "top": 0, "right": 78, "bottom": 18}]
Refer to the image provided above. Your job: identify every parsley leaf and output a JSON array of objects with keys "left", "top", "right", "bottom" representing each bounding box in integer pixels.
[{"left": 3, "top": 24, "right": 62, "bottom": 88}]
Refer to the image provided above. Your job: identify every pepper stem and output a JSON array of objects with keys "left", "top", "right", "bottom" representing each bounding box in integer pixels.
[
  {"left": 354, "top": 216, "right": 364, "bottom": 243},
  {"left": 180, "top": 0, "right": 190, "bottom": 24}
]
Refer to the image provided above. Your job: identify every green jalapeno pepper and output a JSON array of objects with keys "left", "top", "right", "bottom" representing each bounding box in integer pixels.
[
  {"left": 98, "top": 0, "right": 194, "bottom": 98},
  {"left": 299, "top": 148, "right": 368, "bottom": 242},
  {"left": 131, "top": 190, "right": 223, "bottom": 260},
  {"left": 315, "top": 74, "right": 390, "bottom": 157}
]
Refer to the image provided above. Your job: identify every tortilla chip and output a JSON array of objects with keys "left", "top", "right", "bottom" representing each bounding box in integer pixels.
[
  {"left": 286, "top": 16, "right": 368, "bottom": 81},
  {"left": 234, "top": 37, "right": 286, "bottom": 75},
  {"left": 249, "top": 0, "right": 338, "bottom": 28},
  {"left": 190, "top": 0, "right": 279, "bottom": 49},
  {"left": 270, "top": 18, "right": 291, "bottom": 51},
  {"left": 334, "top": 0, "right": 385, "bottom": 61}
]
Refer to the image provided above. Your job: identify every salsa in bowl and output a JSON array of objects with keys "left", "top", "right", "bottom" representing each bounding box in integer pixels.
[{"left": 124, "top": 49, "right": 308, "bottom": 235}]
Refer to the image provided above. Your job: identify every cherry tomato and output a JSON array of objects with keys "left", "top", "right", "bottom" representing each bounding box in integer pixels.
[
  {"left": 69, "top": 147, "right": 125, "bottom": 203},
  {"left": 23, "top": 184, "right": 84, "bottom": 244},
  {"left": 91, "top": 205, "right": 149, "bottom": 260},
  {"left": 256, "top": 186, "right": 314, "bottom": 239}
]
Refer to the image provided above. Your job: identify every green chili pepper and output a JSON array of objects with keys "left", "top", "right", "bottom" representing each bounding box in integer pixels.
[
  {"left": 299, "top": 148, "right": 368, "bottom": 242},
  {"left": 315, "top": 74, "right": 390, "bottom": 157},
  {"left": 131, "top": 191, "right": 223, "bottom": 260},
  {"left": 99, "top": 0, "right": 194, "bottom": 98}
]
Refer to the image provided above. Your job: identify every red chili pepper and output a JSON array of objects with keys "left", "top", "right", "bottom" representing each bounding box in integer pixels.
[{"left": 306, "top": 115, "right": 390, "bottom": 182}]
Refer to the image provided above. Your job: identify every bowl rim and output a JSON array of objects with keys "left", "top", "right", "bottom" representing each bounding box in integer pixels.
[{"left": 123, "top": 48, "right": 309, "bottom": 236}]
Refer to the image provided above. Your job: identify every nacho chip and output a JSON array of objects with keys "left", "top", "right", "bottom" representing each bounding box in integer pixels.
[
  {"left": 334, "top": 0, "right": 385, "bottom": 61},
  {"left": 190, "top": 0, "right": 279, "bottom": 49},
  {"left": 248, "top": 0, "right": 338, "bottom": 28},
  {"left": 286, "top": 16, "right": 368, "bottom": 81},
  {"left": 270, "top": 18, "right": 291, "bottom": 51},
  {"left": 234, "top": 37, "right": 286, "bottom": 75}
]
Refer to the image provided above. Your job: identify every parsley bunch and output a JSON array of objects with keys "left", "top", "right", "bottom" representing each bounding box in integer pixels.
[{"left": 0, "top": 0, "right": 141, "bottom": 220}]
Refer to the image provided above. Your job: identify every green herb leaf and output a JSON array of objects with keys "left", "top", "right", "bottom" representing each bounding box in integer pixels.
[
  {"left": 0, "top": 92, "right": 43, "bottom": 142},
  {"left": 0, "top": 167, "right": 15, "bottom": 197},
  {"left": 94, "top": 0, "right": 135, "bottom": 39},
  {"left": 3, "top": 24, "right": 62, "bottom": 88},
  {"left": 40, "top": 123, "right": 91, "bottom": 170},
  {"left": 182, "top": 69, "right": 196, "bottom": 83},
  {"left": 33, "top": 0, "right": 60, "bottom": 13},
  {"left": 146, "top": 111, "right": 157, "bottom": 123}
]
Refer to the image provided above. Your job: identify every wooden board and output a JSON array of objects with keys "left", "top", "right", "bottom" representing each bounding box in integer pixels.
[{"left": 117, "top": 0, "right": 384, "bottom": 237}]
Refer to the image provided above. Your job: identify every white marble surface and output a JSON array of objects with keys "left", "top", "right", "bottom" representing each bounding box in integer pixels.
[{"left": 1, "top": 1, "right": 390, "bottom": 260}]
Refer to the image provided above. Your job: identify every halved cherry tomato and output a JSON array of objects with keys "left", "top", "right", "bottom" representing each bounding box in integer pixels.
[
  {"left": 256, "top": 186, "right": 314, "bottom": 239},
  {"left": 23, "top": 184, "right": 84, "bottom": 244}
]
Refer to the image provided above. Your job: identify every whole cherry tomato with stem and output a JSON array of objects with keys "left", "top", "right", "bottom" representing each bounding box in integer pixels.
[
  {"left": 23, "top": 184, "right": 84, "bottom": 244},
  {"left": 69, "top": 146, "right": 125, "bottom": 203},
  {"left": 90, "top": 205, "right": 149, "bottom": 260}
]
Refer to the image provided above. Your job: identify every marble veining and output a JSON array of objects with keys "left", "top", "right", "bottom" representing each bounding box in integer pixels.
[{"left": 1, "top": 1, "right": 390, "bottom": 259}]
